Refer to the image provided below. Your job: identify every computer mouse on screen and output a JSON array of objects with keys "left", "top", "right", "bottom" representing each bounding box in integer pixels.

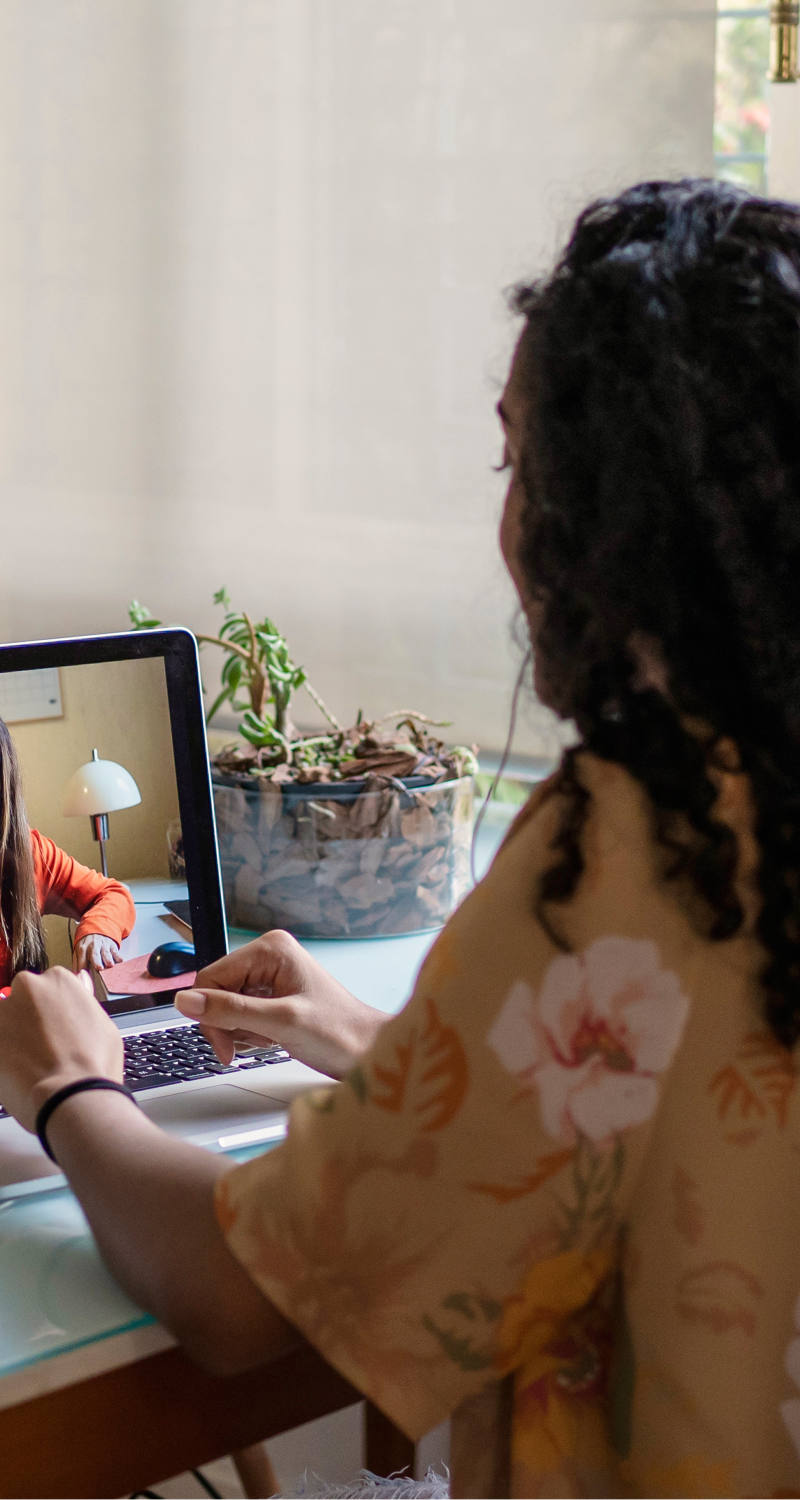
[{"left": 147, "top": 941, "right": 196, "bottom": 979}]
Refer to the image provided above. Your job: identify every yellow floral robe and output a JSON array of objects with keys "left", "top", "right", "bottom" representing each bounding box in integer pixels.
[{"left": 216, "top": 752, "right": 800, "bottom": 1497}]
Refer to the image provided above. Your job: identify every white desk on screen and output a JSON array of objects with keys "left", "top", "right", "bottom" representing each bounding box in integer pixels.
[{"left": 118, "top": 876, "right": 191, "bottom": 961}]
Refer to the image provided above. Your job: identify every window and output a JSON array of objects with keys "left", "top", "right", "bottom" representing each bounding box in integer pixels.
[{"left": 715, "top": 3, "right": 771, "bottom": 191}]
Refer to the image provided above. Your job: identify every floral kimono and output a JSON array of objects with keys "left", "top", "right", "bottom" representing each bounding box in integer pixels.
[{"left": 217, "top": 751, "right": 800, "bottom": 1497}]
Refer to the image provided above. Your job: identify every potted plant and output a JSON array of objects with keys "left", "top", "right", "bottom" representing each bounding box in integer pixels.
[{"left": 129, "top": 591, "right": 477, "bottom": 938}]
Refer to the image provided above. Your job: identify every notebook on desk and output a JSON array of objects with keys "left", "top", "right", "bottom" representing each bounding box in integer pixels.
[{"left": 0, "top": 629, "right": 326, "bottom": 1202}]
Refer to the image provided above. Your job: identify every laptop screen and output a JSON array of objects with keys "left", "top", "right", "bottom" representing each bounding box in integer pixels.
[{"left": 0, "top": 630, "right": 228, "bottom": 1018}]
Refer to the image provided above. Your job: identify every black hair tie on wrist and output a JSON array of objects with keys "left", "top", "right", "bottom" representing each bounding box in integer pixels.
[{"left": 36, "top": 1077, "right": 138, "bottom": 1164}]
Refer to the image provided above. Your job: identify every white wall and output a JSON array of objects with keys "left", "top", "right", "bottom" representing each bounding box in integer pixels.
[
  {"left": 11, "top": 657, "right": 179, "bottom": 880},
  {"left": 0, "top": 1, "right": 716, "bottom": 759}
]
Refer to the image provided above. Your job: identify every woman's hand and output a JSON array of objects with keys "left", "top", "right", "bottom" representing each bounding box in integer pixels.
[
  {"left": 0, "top": 967, "right": 124, "bottom": 1132},
  {"left": 73, "top": 934, "right": 122, "bottom": 972},
  {"left": 175, "top": 929, "right": 387, "bottom": 1080}
]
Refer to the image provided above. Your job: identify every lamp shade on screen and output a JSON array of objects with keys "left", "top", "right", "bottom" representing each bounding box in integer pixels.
[
  {"left": 62, "top": 748, "right": 141, "bottom": 876},
  {"left": 62, "top": 750, "right": 141, "bottom": 817}
]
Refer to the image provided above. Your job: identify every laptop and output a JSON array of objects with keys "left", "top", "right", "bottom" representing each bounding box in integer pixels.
[{"left": 0, "top": 629, "right": 327, "bottom": 1201}]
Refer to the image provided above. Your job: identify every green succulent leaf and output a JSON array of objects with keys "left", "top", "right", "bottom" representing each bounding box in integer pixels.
[
  {"left": 128, "top": 600, "right": 161, "bottom": 631},
  {"left": 205, "top": 684, "right": 234, "bottom": 724}
]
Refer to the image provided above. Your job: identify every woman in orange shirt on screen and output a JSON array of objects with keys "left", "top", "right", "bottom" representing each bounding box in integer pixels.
[{"left": 0, "top": 718, "right": 135, "bottom": 991}]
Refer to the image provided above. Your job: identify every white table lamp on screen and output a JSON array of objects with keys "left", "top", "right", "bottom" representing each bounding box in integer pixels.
[{"left": 62, "top": 749, "right": 141, "bottom": 877}]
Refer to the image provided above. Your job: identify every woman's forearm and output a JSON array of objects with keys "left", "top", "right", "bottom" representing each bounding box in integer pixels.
[{"left": 45, "top": 1090, "right": 299, "bottom": 1374}]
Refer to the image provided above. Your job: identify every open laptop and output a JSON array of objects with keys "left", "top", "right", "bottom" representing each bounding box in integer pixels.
[{"left": 0, "top": 629, "right": 327, "bottom": 1200}]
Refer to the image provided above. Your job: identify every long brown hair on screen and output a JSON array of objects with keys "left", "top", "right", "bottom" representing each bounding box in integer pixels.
[{"left": 0, "top": 718, "right": 47, "bottom": 977}]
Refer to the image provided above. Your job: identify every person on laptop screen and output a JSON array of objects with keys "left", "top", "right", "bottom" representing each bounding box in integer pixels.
[
  {"left": 0, "top": 719, "right": 135, "bottom": 990},
  {"left": 5, "top": 179, "right": 800, "bottom": 1497}
]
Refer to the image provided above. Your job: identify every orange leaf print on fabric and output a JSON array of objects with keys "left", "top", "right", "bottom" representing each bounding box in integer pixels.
[
  {"left": 371, "top": 1036, "right": 414, "bottom": 1113},
  {"left": 675, "top": 1259, "right": 763, "bottom": 1336},
  {"left": 710, "top": 1030, "right": 796, "bottom": 1137},
  {"left": 469, "top": 1147, "right": 574, "bottom": 1203},
  {"left": 371, "top": 996, "right": 468, "bottom": 1131},
  {"left": 672, "top": 1165, "right": 704, "bottom": 1246}
]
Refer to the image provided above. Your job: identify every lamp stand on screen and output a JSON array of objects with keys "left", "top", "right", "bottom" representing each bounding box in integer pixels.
[{"left": 62, "top": 749, "right": 141, "bottom": 877}]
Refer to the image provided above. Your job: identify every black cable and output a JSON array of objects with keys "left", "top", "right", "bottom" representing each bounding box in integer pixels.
[
  {"left": 470, "top": 649, "right": 532, "bottom": 886},
  {"left": 190, "top": 1469, "right": 223, "bottom": 1499}
]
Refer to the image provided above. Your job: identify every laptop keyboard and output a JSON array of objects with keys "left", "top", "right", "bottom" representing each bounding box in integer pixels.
[
  {"left": 123, "top": 1025, "right": 290, "bottom": 1092},
  {"left": 0, "top": 1025, "right": 290, "bottom": 1118}
]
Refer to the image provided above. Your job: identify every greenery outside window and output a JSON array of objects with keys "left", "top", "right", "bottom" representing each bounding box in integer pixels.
[{"left": 715, "top": 3, "right": 771, "bottom": 191}]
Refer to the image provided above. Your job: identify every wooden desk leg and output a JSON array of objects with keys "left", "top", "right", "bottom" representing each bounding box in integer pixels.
[
  {"left": 231, "top": 1442, "right": 280, "bottom": 1497},
  {"left": 364, "top": 1401, "right": 415, "bottom": 1477}
]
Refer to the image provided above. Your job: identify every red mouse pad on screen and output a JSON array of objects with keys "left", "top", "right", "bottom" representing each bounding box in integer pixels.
[{"left": 100, "top": 951, "right": 197, "bottom": 996}]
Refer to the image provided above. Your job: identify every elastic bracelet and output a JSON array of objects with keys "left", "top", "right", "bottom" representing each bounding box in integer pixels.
[{"left": 36, "top": 1077, "right": 138, "bottom": 1164}]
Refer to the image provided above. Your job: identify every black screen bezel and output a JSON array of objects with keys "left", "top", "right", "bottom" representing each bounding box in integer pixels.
[{"left": 0, "top": 628, "right": 228, "bottom": 985}]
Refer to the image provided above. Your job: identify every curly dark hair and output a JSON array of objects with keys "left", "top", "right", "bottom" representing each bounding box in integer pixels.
[{"left": 508, "top": 177, "right": 800, "bottom": 1048}]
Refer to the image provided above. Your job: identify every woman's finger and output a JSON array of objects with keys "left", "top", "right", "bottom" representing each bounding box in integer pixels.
[{"left": 175, "top": 986, "right": 278, "bottom": 1034}]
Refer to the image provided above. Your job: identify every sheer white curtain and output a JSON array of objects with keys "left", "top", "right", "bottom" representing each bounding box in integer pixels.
[
  {"left": 769, "top": 81, "right": 800, "bottom": 198},
  {"left": 0, "top": 1, "right": 716, "bottom": 755}
]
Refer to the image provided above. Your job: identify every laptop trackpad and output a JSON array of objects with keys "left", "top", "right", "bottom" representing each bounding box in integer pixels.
[
  {"left": 140, "top": 1084, "right": 284, "bottom": 1141},
  {"left": 0, "top": 1085, "right": 286, "bottom": 1200}
]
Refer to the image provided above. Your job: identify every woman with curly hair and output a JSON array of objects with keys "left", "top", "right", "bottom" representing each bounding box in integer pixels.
[{"left": 2, "top": 178, "right": 800, "bottom": 1497}]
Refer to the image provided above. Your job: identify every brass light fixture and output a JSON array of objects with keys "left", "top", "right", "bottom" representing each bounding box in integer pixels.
[{"left": 770, "top": 1, "right": 799, "bottom": 83}]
